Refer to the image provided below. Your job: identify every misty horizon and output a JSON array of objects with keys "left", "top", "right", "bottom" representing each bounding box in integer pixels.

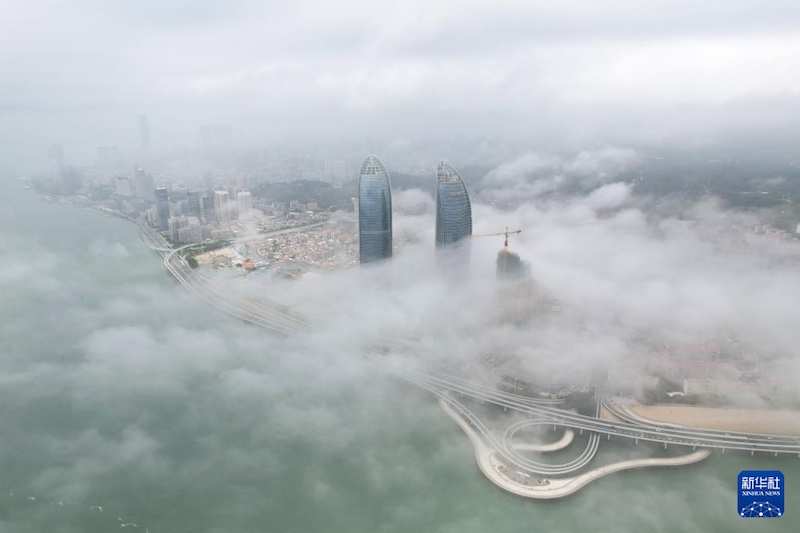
[{"left": 4, "top": 1, "right": 800, "bottom": 173}]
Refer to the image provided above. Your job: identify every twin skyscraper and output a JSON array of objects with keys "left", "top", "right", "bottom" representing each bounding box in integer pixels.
[{"left": 358, "top": 154, "right": 472, "bottom": 264}]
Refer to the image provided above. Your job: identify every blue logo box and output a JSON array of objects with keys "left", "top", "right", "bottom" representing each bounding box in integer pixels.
[{"left": 738, "top": 470, "right": 784, "bottom": 518}]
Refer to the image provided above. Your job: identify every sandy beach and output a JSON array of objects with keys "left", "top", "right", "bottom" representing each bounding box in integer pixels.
[
  {"left": 600, "top": 407, "right": 623, "bottom": 423},
  {"left": 629, "top": 404, "right": 800, "bottom": 436}
]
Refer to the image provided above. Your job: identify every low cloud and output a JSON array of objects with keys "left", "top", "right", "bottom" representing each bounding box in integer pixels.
[
  {"left": 477, "top": 148, "right": 639, "bottom": 207},
  {"left": 3, "top": 159, "right": 800, "bottom": 529}
]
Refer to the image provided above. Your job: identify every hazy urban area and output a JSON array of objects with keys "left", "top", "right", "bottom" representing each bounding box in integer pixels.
[{"left": 2, "top": 1, "right": 800, "bottom": 532}]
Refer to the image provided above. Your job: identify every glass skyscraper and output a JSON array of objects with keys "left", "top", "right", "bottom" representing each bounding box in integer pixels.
[
  {"left": 435, "top": 161, "right": 472, "bottom": 247},
  {"left": 358, "top": 155, "right": 393, "bottom": 264}
]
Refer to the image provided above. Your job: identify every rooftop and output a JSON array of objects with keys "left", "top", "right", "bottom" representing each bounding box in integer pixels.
[
  {"left": 436, "top": 160, "right": 464, "bottom": 184},
  {"left": 359, "top": 155, "right": 388, "bottom": 177}
]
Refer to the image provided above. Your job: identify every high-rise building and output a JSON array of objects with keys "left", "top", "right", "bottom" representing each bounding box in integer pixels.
[
  {"left": 133, "top": 165, "right": 155, "bottom": 198},
  {"left": 176, "top": 216, "right": 204, "bottom": 243},
  {"left": 358, "top": 155, "right": 393, "bottom": 264},
  {"left": 202, "top": 195, "right": 215, "bottom": 224},
  {"left": 435, "top": 160, "right": 472, "bottom": 247},
  {"left": 169, "top": 216, "right": 203, "bottom": 243},
  {"left": 169, "top": 198, "right": 185, "bottom": 217},
  {"left": 155, "top": 187, "right": 170, "bottom": 231},
  {"left": 236, "top": 191, "right": 253, "bottom": 218},
  {"left": 496, "top": 249, "right": 560, "bottom": 322},
  {"left": 168, "top": 216, "right": 182, "bottom": 242},
  {"left": 496, "top": 248, "right": 532, "bottom": 323},
  {"left": 139, "top": 115, "right": 151, "bottom": 153},
  {"left": 186, "top": 191, "right": 202, "bottom": 219},
  {"left": 226, "top": 187, "right": 238, "bottom": 220},
  {"left": 214, "top": 189, "right": 230, "bottom": 225},
  {"left": 496, "top": 249, "right": 529, "bottom": 281}
]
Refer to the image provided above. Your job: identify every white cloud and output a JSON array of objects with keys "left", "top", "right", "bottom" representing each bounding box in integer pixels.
[
  {"left": 585, "top": 182, "right": 632, "bottom": 210},
  {"left": 535, "top": 34, "right": 800, "bottom": 107}
]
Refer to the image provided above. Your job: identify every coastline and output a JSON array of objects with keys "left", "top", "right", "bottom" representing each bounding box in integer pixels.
[{"left": 629, "top": 404, "right": 800, "bottom": 436}]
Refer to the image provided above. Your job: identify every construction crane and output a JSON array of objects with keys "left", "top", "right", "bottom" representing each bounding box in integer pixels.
[
  {"left": 472, "top": 226, "right": 524, "bottom": 279},
  {"left": 470, "top": 226, "right": 522, "bottom": 249}
]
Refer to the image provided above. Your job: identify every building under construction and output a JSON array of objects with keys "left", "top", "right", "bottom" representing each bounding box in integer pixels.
[{"left": 494, "top": 240, "right": 560, "bottom": 324}]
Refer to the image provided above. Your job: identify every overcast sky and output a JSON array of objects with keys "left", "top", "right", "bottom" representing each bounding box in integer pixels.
[{"left": 3, "top": 0, "right": 800, "bottom": 170}]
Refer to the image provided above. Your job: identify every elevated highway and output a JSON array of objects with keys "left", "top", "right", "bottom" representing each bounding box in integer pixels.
[
  {"left": 440, "top": 397, "right": 712, "bottom": 500},
  {"left": 390, "top": 365, "right": 800, "bottom": 456},
  {"left": 138, "top": 219, "right": 308, "bottom": 336},
  {"left": 420, "top": 378, "right": 601, "bottom": 476}
]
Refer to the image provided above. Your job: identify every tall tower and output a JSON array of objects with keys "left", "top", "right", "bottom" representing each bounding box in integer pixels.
[
  {"left": 236, "top": 191, "right": 253, "bottom": 218},
  {"left": 186, "top": 191, "right": 202, "bottom": 219},
  {"left": 496, "top": 248, "right": 533, "bottom": 324},
  {"left": 202, "top": 195, "right": 215, "bottom": 224},
  {"left": 496, "top": 249, "right": 529, "bottom": 281},
  {"left": 358, "top": 155, "right": 393, "bottom": 264},
  {"left": 139, "top": 115, "right": 151, "bottom": 153},
  {"left": 435, "top": 160, "right": 472, "bottom": 247},
  {"left": 133, "top": 165, "right": 155, "bottom": 198},
  {"left": 214, "top": 189, "right": 230, "bottom": 225},
  {"left": 154, "top": 187, "right": 170, "bottom": 231},
  {"left": 496, "top": 248, "right": 560, "bottom": 321}
]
